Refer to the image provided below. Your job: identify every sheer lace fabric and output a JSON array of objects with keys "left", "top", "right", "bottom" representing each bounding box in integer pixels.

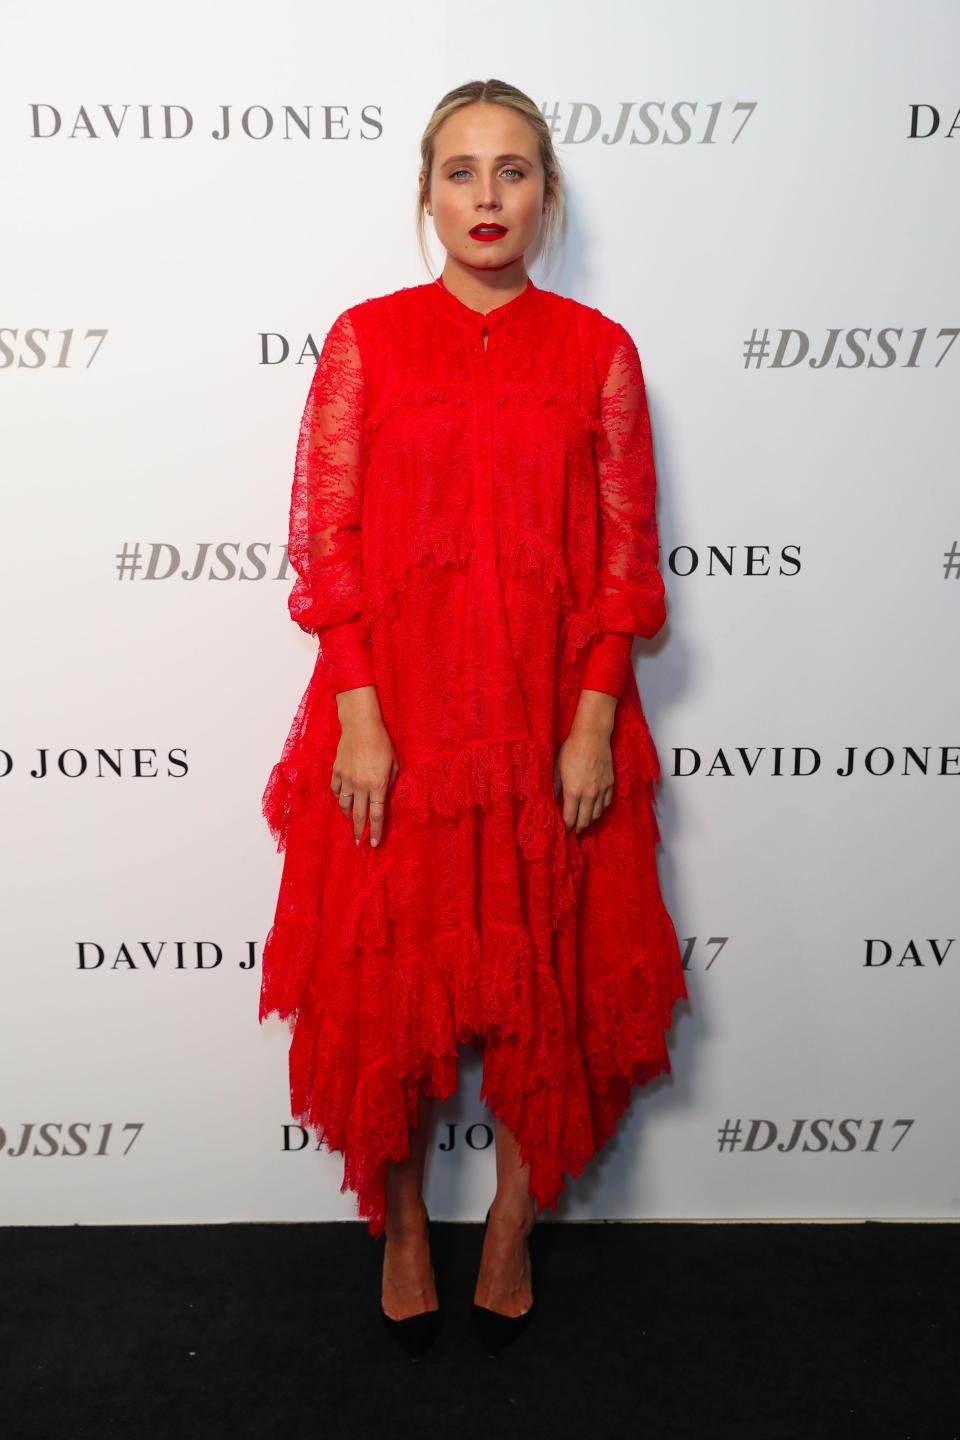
[{"left": 260, "top": 277, "right": 687, "bottom": 1235}]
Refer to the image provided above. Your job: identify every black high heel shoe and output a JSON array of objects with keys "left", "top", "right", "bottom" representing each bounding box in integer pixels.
[
  {"left": 380, "top": 1212, "right": 443, "bottom": 1362},
  {"left": 471, "top": 1204, "right": 536, "bottom": 1356}
]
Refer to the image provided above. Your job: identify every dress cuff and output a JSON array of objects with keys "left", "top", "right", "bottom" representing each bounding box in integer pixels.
[
  {"left": 581, "top": 631, "right": 633, "bottom": 698},
  {"left": 318, "top": 620, "right": 377, "bottom": 694}
]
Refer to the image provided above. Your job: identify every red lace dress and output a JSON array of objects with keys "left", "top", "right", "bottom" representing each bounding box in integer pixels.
[{"left": 259, "top": 275, "right": 687, "bottom": 1236}]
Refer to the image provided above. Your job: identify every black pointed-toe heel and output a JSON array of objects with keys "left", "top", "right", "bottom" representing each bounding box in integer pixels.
[
  {"left": 381, "top": 1213, "right": 443, "bottom": 1362},
  {"left": 471, "top": 1205, "right": 535, "bottom": 1357}
]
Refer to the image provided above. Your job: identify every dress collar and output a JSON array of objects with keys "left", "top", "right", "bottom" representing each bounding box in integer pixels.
[{"left": 429, "top": 273, "right": 537, "bottom": 333}]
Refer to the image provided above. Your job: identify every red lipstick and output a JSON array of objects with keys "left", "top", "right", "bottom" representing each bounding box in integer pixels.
[{"left": 469, "top": 224, "right": 508, "bottom": 242}]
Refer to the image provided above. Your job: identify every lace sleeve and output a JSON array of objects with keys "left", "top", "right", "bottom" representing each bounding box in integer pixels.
[
  {"left": 581, "top": 327, "right": 667, "bottom": 699},
  {"left": 286, "top": 309, "right": 376, "bottom": 695}
]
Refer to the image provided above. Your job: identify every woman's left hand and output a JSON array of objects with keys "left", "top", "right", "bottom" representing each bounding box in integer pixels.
[{"left": 554, "top": 717, "right": 616, "bottom": 834}]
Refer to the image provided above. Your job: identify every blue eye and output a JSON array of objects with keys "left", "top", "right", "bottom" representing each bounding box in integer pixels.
[{"left": 448, "top": 167, "right": 525, "bottom": 181}]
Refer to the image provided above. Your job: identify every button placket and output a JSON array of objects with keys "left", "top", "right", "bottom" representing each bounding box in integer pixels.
[
  {"left": 432, "top": 281, "right": 534, "bottom": 534},
  {"left": 476, "top": 320, "right": 495, "bottom": 526}
]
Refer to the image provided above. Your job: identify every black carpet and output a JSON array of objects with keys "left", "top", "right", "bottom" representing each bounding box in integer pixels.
[{"left": 3, "top": 1220, "right": 957, "bottom": 1439}]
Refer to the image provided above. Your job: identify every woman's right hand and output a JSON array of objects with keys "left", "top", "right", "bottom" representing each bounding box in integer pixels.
[{"left": 330, "top": 685, "right": 399, "bottom": 848}]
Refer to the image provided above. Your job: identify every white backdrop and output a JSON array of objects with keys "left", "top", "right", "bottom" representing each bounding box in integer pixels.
[{"left": 2, "top": 0, "right": 958, "bottom": 1227}]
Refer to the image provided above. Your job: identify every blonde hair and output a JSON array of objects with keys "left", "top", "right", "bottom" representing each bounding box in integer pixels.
[{"left": 416, "top": 78, "right": 565, "bottom": 278}]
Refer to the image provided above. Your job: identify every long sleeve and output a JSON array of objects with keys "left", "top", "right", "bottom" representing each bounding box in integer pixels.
[
  {"left": 581, "top": 326, "right": 667, "bottom": 699},
  {"left": 286, "top": 309, "right": 376, "bottom": 695}
]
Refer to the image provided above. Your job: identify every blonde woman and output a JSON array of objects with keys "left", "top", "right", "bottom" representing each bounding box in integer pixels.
[{"left": 260, "top": 77, "right": 686, "bottom": 1360}]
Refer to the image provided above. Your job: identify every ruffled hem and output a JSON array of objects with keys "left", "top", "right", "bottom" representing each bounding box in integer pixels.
[
  {"left": 259, "top": 712, "right": 685, "bottom": 1237},
  {"left": 272, "top": 918, "right": 686, "bottom": 1236}
]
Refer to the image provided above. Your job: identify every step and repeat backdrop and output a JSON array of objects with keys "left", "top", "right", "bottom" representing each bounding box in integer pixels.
[{"left": 2, "top": 0, "right": 958, "bottom": 1227}]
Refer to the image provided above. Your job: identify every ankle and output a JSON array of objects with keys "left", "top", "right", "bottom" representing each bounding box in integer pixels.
[
  {"left": 489, "top": 1193, "right": 536, "bottom": 1233},
  {"left": 385, "top": 1196, "right": 429, "bottom": 1241}
]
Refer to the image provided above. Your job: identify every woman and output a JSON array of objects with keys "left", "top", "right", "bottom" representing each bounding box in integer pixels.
[{"left": 259, "top": 77, "right": 687, "bottom": 1359}]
